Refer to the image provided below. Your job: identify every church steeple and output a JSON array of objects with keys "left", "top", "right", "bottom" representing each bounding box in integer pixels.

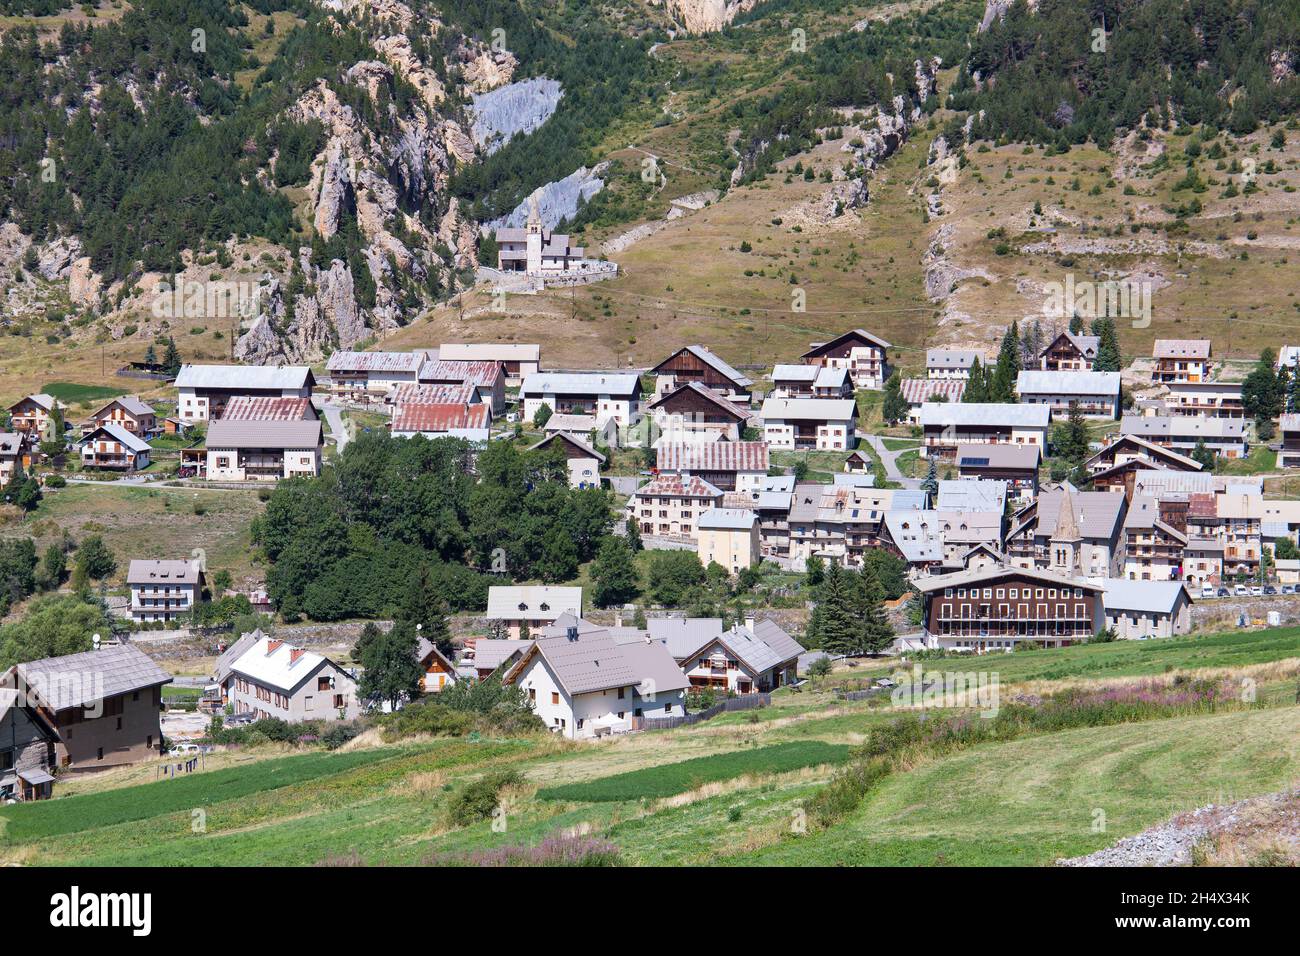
[{"left": 526, "top": 194, "right": 542, "bottom": 235}]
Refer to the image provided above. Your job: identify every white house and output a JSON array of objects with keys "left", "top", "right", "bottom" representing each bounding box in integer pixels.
[
  {"left": 1101, "top": 580, "right": 1193, "bottom": 639},
  {"left": 529, "top": 432, "right": 606, "bottom": 489},
  {"left": 1015, "top": 370, "right": 1121, "bottom": 419},
  {"left": 223, "top": 634, "right": 360, "bottom": 722},
  {"left": 676, "top": 618, "right": 803, "bottom": 694},
  {"left": 174, "top": 364, "right": 315, "bottom": 424},
  {"left": 438, "top": 343, "right": 540, "bottom": 386},
  {"left": 800, "top": 328, "right": 891, "bottom": 390},
  {"left": 204, "top": 419, "right": 322, "bottom": 481},
  {"left": 920, "top": 403, "right": 1051, "bottom": 459},
  {"left": 502, "top": 615, "right": 688, "bottom": 738},
  {"left": 521, "top": 372, "right": 643, "bottom": 429},
  {"left": 486, "top": 585, "right": 584, "bottom": 638},
  {"left": 926, "top": 349, "right": 982, "bottom": 380},
  {"left": 760, "top": 397, "right": 857, "bottom": 450},
  {"left": 770, "top": 365, "right": 853, "bottom": 399},
  {"left": 127, "top": 558, "right": 204, "bottom": 623},
  {"left": 326, "top": 351, "right": 429, "bottom": 403}
]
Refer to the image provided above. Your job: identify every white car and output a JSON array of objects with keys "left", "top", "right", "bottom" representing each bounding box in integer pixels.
[
  {"left": 168, "top": 743, "right": 201, "bottom": 755},
  {"left": 1200, "top": 586, "right": 1216, "bottom": 599},
  {"left": 1250, "top": 586, "right": 1263, "bottom": 597},
  {"left": 1234, "top": 585, "right": 1248, "bottom": 596}
]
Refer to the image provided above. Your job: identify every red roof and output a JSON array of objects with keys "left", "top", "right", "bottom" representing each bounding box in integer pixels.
[
  {"left": 901, "top": 378, "right": 965, "bottom": 404},
  {"left": 390, "top": 382, "right": 477, "bottom": 406},
  {"left": 1188, "top": 493, "right": 1218, "bottom": 519},
  {"left": 391, "top": 403, "right": 490, "bottom": 433},
  {"left": 636, "top": 474, "right": 723, "bottom": 499},
  {"left": 656, "top": 441, "right": 769, "bottom": 473},
  {"left": 219, "top": 396, "right": 316, "bottom": 421},
  {"left": 419, "top": 359, "right": 504, "bottom": 388}
]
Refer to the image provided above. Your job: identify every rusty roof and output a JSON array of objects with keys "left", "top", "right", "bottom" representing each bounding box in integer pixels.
[
  {"left": 220, "top": 396, "right": 316, "bottom": 421},
  {"left": 391, "top": 403, "right": 490, "bottom": 433},
  {"left": 390, "top": 382, "right": 477, "bottom": 406},
  {"left": 656, "top": 440, "right": 769, "bottom": 473},
  {"left": 418, "top": 359, "right": 504, "bottom": 388},
  {"left": 901, "top": 378, "right": 966, "bottom": 405},
  {"left": 635, "top": 474, "right": 723, "bottom": 499}
]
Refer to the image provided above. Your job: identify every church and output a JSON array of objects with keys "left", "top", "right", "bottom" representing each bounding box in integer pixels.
[{"left": 495, "top": 196, "right": 588, "bottom": 275}]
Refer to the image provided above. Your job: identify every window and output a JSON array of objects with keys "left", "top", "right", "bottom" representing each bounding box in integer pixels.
[
  {"left": 97, "top": 747, "right": 104, "bottom": 761},
  {"left": 1009, "top": 588, "right": 1018, "bottom": 599},
  {"left": 944, "top": 588, "right": 953, "bottom": 598},
  {"left": 333, "top": 694, "right": 346, "bottom": 708},
  {"left": 996, "top": 589, "right": 1005, "bottom": 599},
  {"left": 0, "top": 749, "right": 12, "bottom": 772},
  {"left": 317, "top": 677, "right": 331, "bottom": 691},
  {"left": 528, "top": 688, "right": 536, "bottom": 701},
  {"left": 551, "top": 692, "right": 560, "bottom": 705},
  {"left": 617, "top": 687, "right": 625, "bottom": 699}
]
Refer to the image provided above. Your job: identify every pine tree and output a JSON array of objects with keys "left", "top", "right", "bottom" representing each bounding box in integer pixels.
[
  {"left": 1094, "top": 318, "right": 1121, "bottom": 372},
  {"left": 964, "top": 357, "right": 988, "bottom": 403},
  {"left": 162, "top": 336, "right": 182, "bottom": 376},
  {"left": 859, "top": 574, "right": 894, "bottom": 655},
  {"left": 816, "top": 562, "right": 865, "bottom": 656},
  {"left": 882, "top": 371, "right": 908, "bottom": 424},
  {"left": 920, "top": 458, "right": 939, "bottom": 499},
  {"left": 591, "top": 537, "right": 641, "bottom": 608},
  {"left": 1069, "top": 314, "right": 1084, "bottom": 334},
  {"left": 992, "top": 321, "right": 1021, "bottom": 402},
  {"left": 397, "top": 564, "right": 452, "bottom": 656}
]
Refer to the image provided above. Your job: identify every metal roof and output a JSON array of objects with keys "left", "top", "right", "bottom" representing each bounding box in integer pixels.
[
  {"left": 521, "top": 372, "right": 641, "bottom": 397},
  {"left": 1153, "top": 339, "right": 1211, "bottom": 359},
  {"left": 649, "top": 382, "right": 750, "bottom": 419},
  {"left": 1101, "top": 579, "right": 1191, "bottom": 615},
  {"left": 901, "top": 378, "right": 966, "bottom": 405},
  {"left": 935, "top": 479, "right": 1007, "bottom": 512},
  {"left": 653, "top": 345, "right": 753, "bottom": 388},
  {"left": 84, "top": 422, "right": 151, "bottom": 452},
  {"left": 1120, "top": 415, "right": 1245, "bottom": 440},
  {"left": 175, "top": 364, "right": 314, "bottom": 390},
  {"left": 916, "top": 564, "right": 1101, "bottom": 593},
  {"left": 220, "top": 396, "right": 316, "bottom": 421},
  {"left": 772, "top": 364, "right": 818, "bottom": 382},
  {"left": 801, "top": 328, "right": 891, "bottom": 358},
  {"left": 646, "top": 617, "right": 724, "bottom": 659},
  {"left": 206, "top": 418, "right": 322, "bottom": 449},
  {"left": 418, "top": 359, "right": 504, "bottom": 388},
  {"left": 656, "top": 441, "right": 769, "bottom": 473},
  {"left": 93, "top": 395, "right": 154, "bottom": 418},
  {"left": 390, "top": 403, "right": 490, "bottom": 434},
  {"left": 529, "top": 431, "right": 606, "bottom": 462},
  {"left": 635, "top": 473, "right": 724, "bottom": 499},
  {"left": 228, "top": 635, "right": 337, "bottom": 695},
  {"left": 10, "top": 644, "right": 171, "bottom": 711},
  {"left": 920, "top": 403, "right": 1050, "bottom": 428},
  {"left": 510, "top": 625, "right": 640, "bottom": 696},
  {"left": 926, "top": 348, "right": 982, "bottom": 369},
  {"left": 618, "top": 639, "right": 691, "bottom": 695},
  {"left": 697, "top": 507, "right": 758, "bottom": 530},
  {"left": 326, "top": 350, "right": 427, "bottom": 373},
  {"left": 759, "top": 397, "right": 857, "bottom": 421},
  {"left": 956, "top": 443, "right": 1041, "bottom": 470},
  {"left": 1016, "top": 370, "right": 1121, "bottom": 396}
]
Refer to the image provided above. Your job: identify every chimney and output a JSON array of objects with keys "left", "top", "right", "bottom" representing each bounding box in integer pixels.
[
  {"left": 745, "top": 617, "right": 755, "bottom": 631},
  {"left": 267, "top": 639, "right": 283, "bottom": 655},
  {"left": 614, "top": 611, "right": 622, "bottom": 628},
  {"left": 289, "top": 647, "right": 306, "bottom": 666}
]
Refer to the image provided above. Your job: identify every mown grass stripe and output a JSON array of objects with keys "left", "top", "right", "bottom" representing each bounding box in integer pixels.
[{"left": 537, "top": 742, "right": 853, "bottom": 803}]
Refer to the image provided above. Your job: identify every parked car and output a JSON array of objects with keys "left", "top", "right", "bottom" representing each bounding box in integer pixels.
[
  {"left": 168, "top": 743, "right": 200, "bottom": 755},
  {"left": 1234, "top": 584, "right": 1248, "bottom": 596},
  {"left": 1283, "top": 585, "right": 1296, "bottom": 595},
  {"left": 1200, "top": 586, "right": 1216, "bottom": 599},
  {"left": 1217, "top": 587, "right": 1230, "bottom": 597},
  {"left": 1264, "top": 586, "right": 1278, "bottom": 595},
  {"left": 1250, "top": 586, "right": 1263, "bottom": 597}
]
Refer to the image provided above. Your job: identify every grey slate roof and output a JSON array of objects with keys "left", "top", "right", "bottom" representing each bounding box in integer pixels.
[
  {"left": 1016, "top": 370, "right": 1121, "bottom": 396},
  {"left": 214, "top": 629, "right": 266, "bottom": 684},
  {"left": 11, "top": 644, "right": 171, "bottom": 711},
  {"left": 127, "top": 559, "right": 202, "bottom": 586},
  {"left": 84, "top": 422, "right": 152, "bottom": 453},
  {"left": 920, "top": 403, "right": 1050, "bottom": 428},
  {"left": 647, "top": 617, "right": 724, "bottom": 659},
  {"left": 522, "top": 626, "right": 640, "bottom": 695},
  {"left": 1033, "top": 486, "right": 1127, "bottom": 541},
  {"left": 751, "top": 618, "right": 804, "bottom": 663},
  {"left": 619, "top": 640, "right": 691, "bottom": 695},
  {"left": 521, "top": 372, "right": 641, "bottom": 397},
  {"left": 697, "top": 507, "right": 759, "bottom": 530},
  {"left": 1101, "top": 579, "right": 1190, "bottom": 615},
  {"left": 956, "top": 443, "right": 1041, "bottom": 470}
]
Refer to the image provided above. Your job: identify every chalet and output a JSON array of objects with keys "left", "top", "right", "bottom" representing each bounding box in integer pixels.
[
  {"left": 920, "top": 403, "right": 1050, "bottom": 460},
  {"left": 224, "top": 635, "right": 360, "bottom": 722},
  {"left": 770, "top": 364, "right": 853, "bottom": 400},
  {"left": 438, "top": 343, "right": 540, "bottom": 386},
  {"left": 0, "top": 687, "right": 58, "bottom": 801},
  {"left": 204, "top": 418, "right": 323, "bottom": 481},
  {"left": 650, "top": 345, "right": 754, "bottom": 403},
  {"left": 7, "top": 394, "right": 58, "bottom": 441},
  {"left": 1152, "top": 339, "right": 1211, "bottom": 384},
  {"left": 79, "top": 424, "right": 152, "bottom": 471},
  {"left": 326, "top": 350, "right": 429, "bottom": 403},
  {"left": 417, "top": 637, "right": 457, "bottom": 694},
  {"left": 502, "top": 616, "right": 687, "bottom": 738},
  {"left": 1165, "top": 381, "right": 1244, "bottom": 419},
  {"left": 677, "top": 618, "right": 802, "bottom": 694},
  {"left": 1086, "top": 435, "right": 1202, "bottom": 496},
  {"left": 900, "top": 378, "right": 965, "bottom": 424},
  {"left": 695, "top": 508, "right": 761, "bottom": 573},
  {"left": 1121, "top": 495, "right": 1188, "bottom": 582},
  {"left": 1006, "top": 483, "right": 1127, "bottom": 578},
  {"left": 521, "top": 372, "right": 642, "bottom": 429},
  {"left": 1119, "top": 414, "right": 1247, "bottom": 460},
  {"left": 390, "top": 402, "right": 491, "bottom": 442},
  {"left": 1101, "top": 580, "right": 1193, "bottom": 639},
  {"left": 1039, "top": 332, "right": 1099, "bottom": 371},
  {"left": 955, "top": 444, "right": 1040, "bottom": 503},
  {"left": 760, "top": 397, "right": 857, "bottom": 450},
  {"left": 1016, "top": 370, "right": 1121, "bottom": 418},
  {"left": 174, "top": 364, "right": 315, "bottom": 424},
  {"left": 648, "top": 383, "right": 750, "bottom": 444},
  {"left": 128, "top": 558, "right": 204, "bottom": 623},
  {"left": 655, "top": 441, "right": 769, "bottom": 493},
  {"left": 85, "top": 396, "right": 156, "bottom": 438},
  {"left": 801, "top": 328, "right": 891, "bottom": 390},
  {"left": 529, "top": 432, "right": 605, "bottom": 489},
  {"left": 486, "top": 585, "right": 584, "bottom": 639},
  {"left": 844, "top": 449, "right": 874, "bottom": 474},
  {"left": 418, "top": 359, "right": 507, "bottom": 415},
  {"left": 1, "top": 644, "right": 171, "bottom": 770},
  {"left": 628, "top": 473, "right": 723, "bottom": 538},
  {"left": 1130, "top": 470, "right": 1262, "bottom": 502},
  {"left": 1279, "top": 414, "right": 1300, "bottom": 469},
  {"left": 0, "top": 431, "right": 31, "bottom": 484},
  {"left": 220, "top": 395, "right": 318, "bottom": 421},
  {"left": 926, "top": 348, "right": 982, "bottom": 380},
  {"left": 917, "top": 565, "right": 1105, "bottom": 651}
]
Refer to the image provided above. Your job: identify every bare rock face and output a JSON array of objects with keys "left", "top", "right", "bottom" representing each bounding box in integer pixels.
[
  {"left": 320, "top": 0, "right": 415, "bottom": 31},
  {"left": 443, "top": 120, "right": 476, "bottom": 165},
  {"left": 486, "top": 164, "right": 607, "bottom": 232},
  {"left": 924, "top": 224, "right": 995, "bottom": 302},
  {"left": 237, "top": 257, "right": 365, "bottom": 363},
  {"left": 1271, "top": 50, "right": 1296, "bottom": 84},
  {"left": 37, "top": 236, "right": 81, "bottom": 280},
  {"left": 314, "top": 141, "right": 355, "bottom": 240},
  {"left": 469, "top": 77, "right": 563, "bottom": 155},
  {"left": 68, "top": 257, "right": 102, "bottom": 308},
  {"left": 658, "top": 0, "right": 762, "bottom": 34},
  {"left": 373, "top": 34, "right": 446, "bottom": 110},
  {"left": 439, "top": 198, "right": 480, "bottom": 271},
  {"left": 978, "top": 0, "right": 1037, "bottom": 32},
  {"left": 456, "top": 43, "right": 517, "bottom": 93}
]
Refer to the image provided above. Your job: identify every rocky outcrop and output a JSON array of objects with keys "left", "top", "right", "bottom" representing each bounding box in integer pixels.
[
  {"left": 455, "top": 43, "right": 517, "bottom": 93},
  {"left": 235, "top": 257, "right": 366, "bottom": 364},
  {"left": 373, "top": 35, "right": 446, "bottom": 111},
  {"left": 37, "top": 236, "right": 81, "bottom": 281},
  {"left": 487, "top": 164, "right": 607, "bottom": 232},
  {"left": 658, "top": 0, "right": 762, "bottom": 33},
  {"left": 469, "top": 77, "right": 563, "bottom": 155},
  {"left": 978, "top": 0, "right": 1037, "bottom": 32},
  {"left": 924, "top": 224, "right": 994, "bottom": 301}
]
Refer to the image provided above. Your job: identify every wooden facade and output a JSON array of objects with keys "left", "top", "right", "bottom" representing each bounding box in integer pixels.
[{"left": 922, "top": 569, "right": 1103, "bottom": 650}]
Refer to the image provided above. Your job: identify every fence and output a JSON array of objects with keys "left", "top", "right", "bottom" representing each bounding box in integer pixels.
[{"left": 638, "top": 691, "right": 771, "bottom": 731}]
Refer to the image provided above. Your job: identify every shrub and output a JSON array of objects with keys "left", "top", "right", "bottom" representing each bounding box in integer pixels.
[
  {"left": 379, "top": 701, "right": 476, "bottom": 740},
  {"left": 426, "top": 834, "right": 620, "bottom": 867},
  {"left": 446, "top": 769, "right": 524, "bottom": 824}
]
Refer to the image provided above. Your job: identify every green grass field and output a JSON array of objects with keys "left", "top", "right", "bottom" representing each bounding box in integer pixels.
[
  {"left": 3, "top": 625, "right": 1298, "bottom": 867},
  {"left": 40, "top": 382, "right": 125, "bottom": 405}
]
